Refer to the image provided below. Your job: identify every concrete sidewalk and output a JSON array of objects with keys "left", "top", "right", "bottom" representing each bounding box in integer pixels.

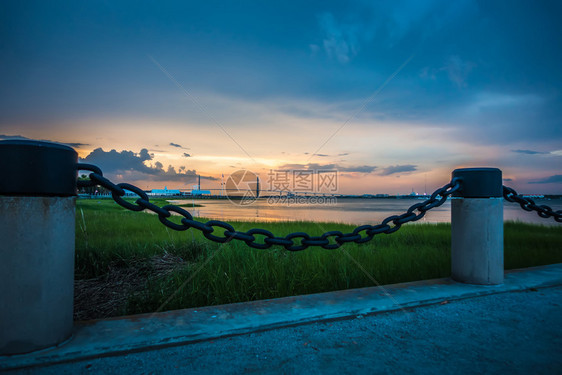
[{"left": 3, "top": 264, "right": 562, "bottom": 374}]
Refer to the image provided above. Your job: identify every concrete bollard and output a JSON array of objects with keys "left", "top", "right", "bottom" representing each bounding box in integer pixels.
[
  {"left": 451, "top": 168, "right": 504, "bottom": 285},
  {"left": 0, "top": 140, "right": 77, "bottom": 355}
]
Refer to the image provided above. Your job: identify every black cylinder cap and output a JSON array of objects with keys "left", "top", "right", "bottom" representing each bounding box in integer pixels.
[
  {"left": 452, "top": 168, "right": 502, "bottom": 198},
  {"left": 0, "top": 140, "right": 78, "bottom": 196}
]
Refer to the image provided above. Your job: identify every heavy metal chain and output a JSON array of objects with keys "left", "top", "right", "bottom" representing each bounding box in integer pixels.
[
  {"left": 503, "top": 186, "right": 562, "bottom": 223},
  {"left": 77, "top": 163, "right": 462, "bottom": 250}
]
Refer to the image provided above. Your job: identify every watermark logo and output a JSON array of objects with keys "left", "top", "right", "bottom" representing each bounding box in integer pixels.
[
  {"left": 266, "top": 169, "right": 339, "bottom": 206},
  {"left": 267, "top": 169, "right": 338, "bottom": 193},
  {"left": 225, "top": 169, "right": 260, "bottom": 205},
  {"left": 225, "top": 169, "right": 339, "bottom": 206},
  {"left": 266, "top": 195, "right": 337, "bottom": 206}
]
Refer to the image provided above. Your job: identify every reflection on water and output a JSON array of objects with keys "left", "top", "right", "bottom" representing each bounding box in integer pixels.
[{"left": 168, "top": 198, "right": 562, "bottom": 226}]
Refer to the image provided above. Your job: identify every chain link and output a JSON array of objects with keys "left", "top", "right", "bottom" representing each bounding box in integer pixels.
[
  {"left": 503, "top": 186, "right": 562, "bottom": 223},
  {"left": 76, "top": 163, "right": 464, "bottom": 250}
]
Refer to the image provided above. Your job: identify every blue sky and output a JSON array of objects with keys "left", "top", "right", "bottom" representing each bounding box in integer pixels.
[{"left": 1, "top": 0, "right": 561, "bottom": 194}]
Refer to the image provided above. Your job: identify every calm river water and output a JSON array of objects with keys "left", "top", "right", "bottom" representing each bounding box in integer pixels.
[{"left": 169, "top": 197, "right": 562, "bottom": 226}]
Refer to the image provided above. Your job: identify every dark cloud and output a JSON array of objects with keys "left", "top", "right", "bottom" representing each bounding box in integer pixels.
[
  {"left": 303, "top": 153, "right": 346, "bottom": 157},
  {"left": 183, "top": 153, "right": 191, "bottom": 157},
  {"left": 0, "top": 134, "right": 88, "bottom": 148},
  {"left": 380, "top": 165, "right": 417, "bottom": 176},
  {"left": 279, "top": 163, "right": 376, "bottom": 174},
  {"left": 170, "top": 142, "right": 189, "bottom": 150},
  {"left": 81, "top": 148, "right": 217, "bottom": 182},
  {"left": 503, "top": 178, "right": 513, "bottom": 182},
  {"left": 82, "top": 148, "right": 154, "bottom": 174},
  {"left": 529, "top": 175, "right": 562, "bottom": 184},
  {"left": 511, "top": 149, "right": 549, "bottom": 155},
  {"left": 339, "top": 165, "right": 377, "bottom": 173},
  {"left": 63, "top": 142, "right": 89, "bottom": 148}
]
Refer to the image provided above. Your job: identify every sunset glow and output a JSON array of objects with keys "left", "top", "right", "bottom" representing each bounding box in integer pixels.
[{"left": 1, "top": 1, "right": 561, "bottom": 194}]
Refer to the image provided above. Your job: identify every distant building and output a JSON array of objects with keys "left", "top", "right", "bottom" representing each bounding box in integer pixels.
[
  {"left": 191, "top": 189, "right": 211, "bottom": 196},
  {"left": 190, "top": 184, "right": 210, "bottom": 196},
  {"left": 150, "top": 186, "right": 181, "bottom": 196}
]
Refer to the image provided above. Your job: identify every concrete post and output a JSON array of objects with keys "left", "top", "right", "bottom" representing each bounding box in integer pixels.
[
  {"left": 451, "top": 168, "right": 503, "bottom": 285},
  {"left": 0, "top": 140, "right": 77, "bottom": 355}
]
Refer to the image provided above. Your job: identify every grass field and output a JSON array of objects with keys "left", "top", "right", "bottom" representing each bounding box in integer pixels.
[{"left": 74, "top": 198, "right": 562, "bottom": 320}]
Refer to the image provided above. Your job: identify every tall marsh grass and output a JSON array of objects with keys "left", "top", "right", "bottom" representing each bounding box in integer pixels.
[{"left": 75, "top": 198, "right": 562, "bottom": 317}]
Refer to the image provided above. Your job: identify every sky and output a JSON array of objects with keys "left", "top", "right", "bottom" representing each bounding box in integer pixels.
[{"left": 1, "top": 0, "right": 561, "bottom": 194}]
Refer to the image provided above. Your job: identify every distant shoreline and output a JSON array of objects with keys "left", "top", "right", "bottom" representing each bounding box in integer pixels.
[{"left": 79, "top": 194, "right": 562, "bottom": 200}]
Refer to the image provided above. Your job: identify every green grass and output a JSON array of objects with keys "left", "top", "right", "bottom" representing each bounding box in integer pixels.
[
  {"left": 75, "top": 198, "right": 562, "bottom": 317},
  {"left": 77, "top": 197, "right": 203, "bottom": 212}
]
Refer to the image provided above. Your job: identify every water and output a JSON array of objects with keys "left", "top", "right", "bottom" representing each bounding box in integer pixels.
[{"left": 169, "top": 197, "right": 562, "bottom": 226}]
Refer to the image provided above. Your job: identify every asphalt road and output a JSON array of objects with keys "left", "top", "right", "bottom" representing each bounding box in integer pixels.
[{"left": 12, "top": 285, "right": 562, "bottom": 375}]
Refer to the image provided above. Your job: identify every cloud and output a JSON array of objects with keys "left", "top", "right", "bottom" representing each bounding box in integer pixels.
[
  {"left": 380, "top": 165, "right": 417, "bottom": 176},
  {"left": 279, "top": 162, "right": 376, "bottom": 174},
  {"left": 183, "top": 153, "right": 191, "bottom": 157},
  {"left": 420, "top": 56, "right": 475, "bottom": 88},
  {"left": 442, "top": 56, "right": 475, "bottom": 88},
  {"left": 503, "top": 178, "right": 513, "bottom": 182},
  {"left": 529, "top": 175, "right": 562, "bottom": 184},
  {"left": 81, "top": 147, "right": 217, "bottom": 182},
  {"left": 511, "top": 149, "right": 549, "bottom": 155},
  {"left": 64, "top": 142, "right": 90, "bottom": 148},
  {"left": 82, "top": 148, "right": 154, "bottom": 173},
  {"left": 0, "top": 134, "right": 88, "bottom": 148},
  {"left": 511, "top": 149, "right": 562, "bottom": 156},
  {"left": 302, "top": 152, "right": 346, "bottom": 157},
  {"left": 315, "top": 12, "right": 365, "bottom": 64},
  {"left": 170, "top": 142, "right": 189, "bottom": 150}
]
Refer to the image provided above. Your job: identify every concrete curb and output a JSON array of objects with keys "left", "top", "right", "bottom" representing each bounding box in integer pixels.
[{"left": 2, "top": 263, "right": 562, "bottom": 370}]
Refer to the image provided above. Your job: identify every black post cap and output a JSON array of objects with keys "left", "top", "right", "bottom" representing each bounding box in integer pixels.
[
  {"left": 452, "top": 168, "right": 502, "bottom": 198},
  {"left": 0, "top": 140, "right": 78, "bottom": 196}
]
